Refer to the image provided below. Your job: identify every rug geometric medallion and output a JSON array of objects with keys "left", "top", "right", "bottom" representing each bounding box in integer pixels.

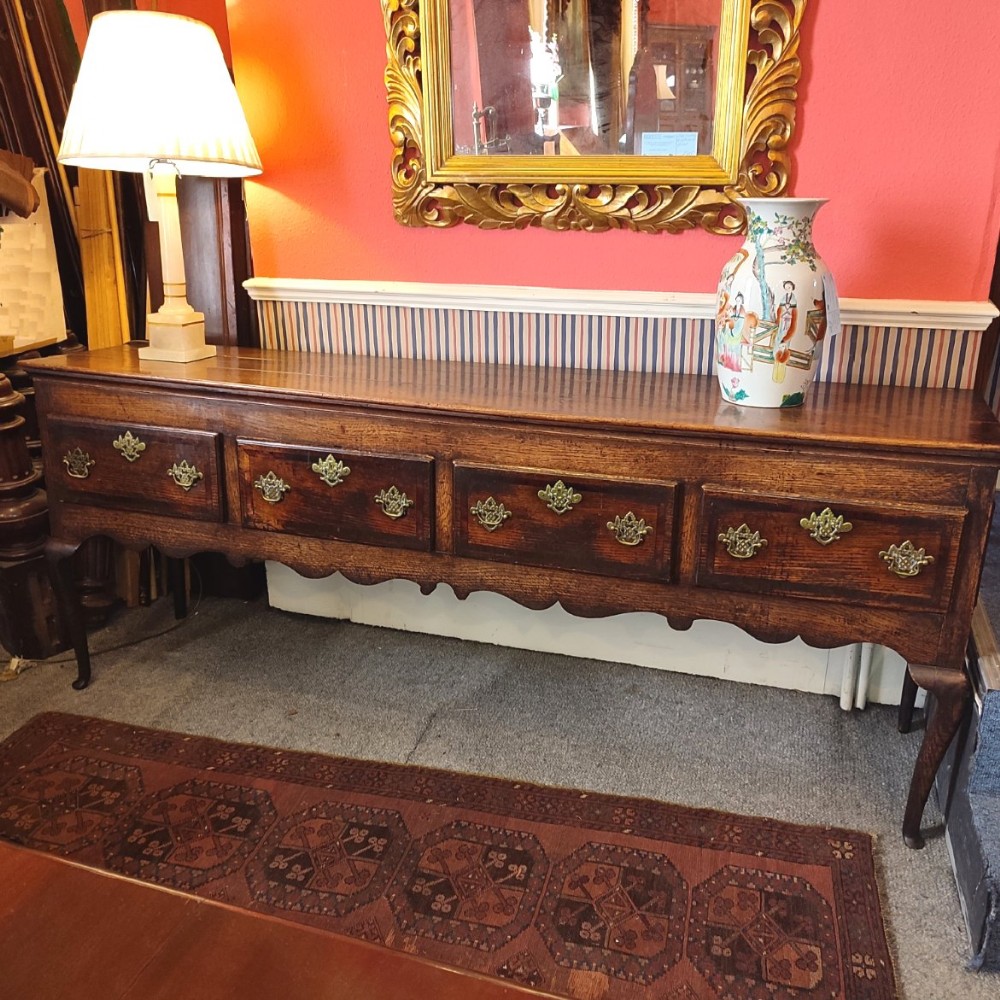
[{"left": 0, "top": 713, "right": 896, "bottom": 999}]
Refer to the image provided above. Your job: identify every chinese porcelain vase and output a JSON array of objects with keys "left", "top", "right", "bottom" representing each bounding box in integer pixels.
[{"left": 715, "top": 198, "right": 837, "bottom": 408}]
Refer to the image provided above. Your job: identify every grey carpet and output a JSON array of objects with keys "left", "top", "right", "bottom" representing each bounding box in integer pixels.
[{"left": 2, "top": 591, "right": 998, "bottom": 1000}]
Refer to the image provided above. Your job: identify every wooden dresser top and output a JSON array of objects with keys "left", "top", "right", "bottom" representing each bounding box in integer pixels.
[{"left": 24, "top": 346, "right": 1000, "bottom": 459}]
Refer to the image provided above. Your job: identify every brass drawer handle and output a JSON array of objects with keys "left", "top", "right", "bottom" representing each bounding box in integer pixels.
[
  {"left": 167, "top": 460, "right": 204, "bottom": 492},
  {"left": 374, "top": 485, "right": 414, "bottom": 519},
  {"left": 607, "top": 511, "right": 652, "bottom": 546},
  {"left": 312, "top": 454, "right": 351, "bottom": 487},
  {"left": 255, "top": 471, "right": 291, "bottom": 503},
  {"left": 63, "top": 448, "right": 95, "bottom": 479},
  {"left": 538, "top": 480, "right": 581, "bottom": 515},
  {"left": 112, "top": 430, "right": 146, "bottom": 463},
  {"left": 879, "top": 540, "right": 934, "bottom": 578},
  {"left": 800, "top": 507, "right": 852, "bottom": 545},
  {"left": 718, "top": 523, "right": 768, "bottom": 560},
  {"left": 471, "top": 496, "right": 512, "bottom": 532}
]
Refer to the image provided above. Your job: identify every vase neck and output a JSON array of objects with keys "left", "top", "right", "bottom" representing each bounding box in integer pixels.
[{"left": 740, "top": 197, "right": 826, "bottom": 229}]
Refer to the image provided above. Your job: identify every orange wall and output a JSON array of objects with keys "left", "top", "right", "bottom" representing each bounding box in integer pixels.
[{"left": 71, "top": 2, "right": 1000, "bottom": 300}]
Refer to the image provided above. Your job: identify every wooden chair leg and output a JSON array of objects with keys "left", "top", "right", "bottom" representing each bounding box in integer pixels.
[{"left": 901, "top": 664, "right": 970, "bottom": 849}]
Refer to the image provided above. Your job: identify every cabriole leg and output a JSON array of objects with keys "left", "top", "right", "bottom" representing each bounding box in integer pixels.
[
  {"left": 901, "top": 664, "right": 970, "bottom": 849},
  {"left": 897, "top": 668, "right": 919, "bottom": 734},
  {"left": 44, "top": 538, "right": 91, "bottom": 690}
]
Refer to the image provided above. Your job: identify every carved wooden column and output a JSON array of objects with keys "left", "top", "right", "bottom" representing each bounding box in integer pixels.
[
  {"left": 0, "top": 373, "right": 64, "bottom": 660},
  {"left": 1, "top": 352, "right": 43, "bottom": 471}
]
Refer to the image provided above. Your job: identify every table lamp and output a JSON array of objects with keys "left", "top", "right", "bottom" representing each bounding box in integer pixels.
[{"left": 58, "top": 10, "right": 262, "bottom": 362}]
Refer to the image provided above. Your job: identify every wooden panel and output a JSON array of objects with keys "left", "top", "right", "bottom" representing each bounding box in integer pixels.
[
  {"left": 46, "top": 416, "right": 223, "bottom": 521},
  {"left": 454, "top": 462, "right": 677, "bottom": 581},
  {"left": 697, "top": 486, "right": 965, "bottom": 612},
  {"left": 77, "top": 168, "right": 131, "bottom": 348},
  {"left": 236, "top": 440, "right": 434, "bottom": 551},
  {"left": 177, "top": 176, "right": 257, "bottom": 347}
]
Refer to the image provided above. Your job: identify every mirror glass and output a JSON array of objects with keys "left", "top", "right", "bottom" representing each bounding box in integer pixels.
[{"left": 449, "top": 1, "right": 721, "bottom": 157}]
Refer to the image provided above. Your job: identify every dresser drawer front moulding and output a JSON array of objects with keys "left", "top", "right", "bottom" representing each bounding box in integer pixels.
[
  {"left": 453, "top": 463, "right": 677, "bottom": 581},
  {"left": 236, "top": 440, "right": 434, "bottom": 551},
  {"left": 698, "top": 487, "right": 966, "bottom": 613},
  {"left": 45, "top": 415, "right": 224, "bottom": 522}
]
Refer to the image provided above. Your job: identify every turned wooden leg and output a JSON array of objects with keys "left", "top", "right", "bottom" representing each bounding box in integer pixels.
[
  {"left": 898, "top": 669, "right": 919, "bottom": 734},
  {"left": 45, "top": 538, "right": 91, "bottom": 690},
  {"left": 901, "top": 664, "right": 970, "bottom": 849}
]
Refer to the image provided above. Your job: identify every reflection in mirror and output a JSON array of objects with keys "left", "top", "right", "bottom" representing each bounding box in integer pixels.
[{"left": 450, "top": 0, "right": 721, "bottom": 157}]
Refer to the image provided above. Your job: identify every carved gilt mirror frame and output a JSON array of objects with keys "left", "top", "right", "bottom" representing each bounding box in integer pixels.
[{"left": 383, "top": 0, "right": 806, "bottom": 234}]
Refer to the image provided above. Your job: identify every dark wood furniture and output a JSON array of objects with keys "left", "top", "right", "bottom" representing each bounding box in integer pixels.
[
  {"left": 23, "top": 346, "right": 1000, "bottom": 849},
  {"left": 0, "top": 839, "right": 542, "bottom": 1000},
  {"left": 0, "top": 371, "right": 62, "bottom": 662},
  {"left": 628, "top": 22, "right": 716, "bottom": 154}
]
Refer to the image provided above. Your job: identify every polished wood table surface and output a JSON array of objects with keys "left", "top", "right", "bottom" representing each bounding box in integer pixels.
[{"left": 0, "top": 841, "right": 553, "bottom": 1000}]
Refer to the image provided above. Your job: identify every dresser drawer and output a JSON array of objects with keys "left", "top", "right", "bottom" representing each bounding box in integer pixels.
[
  {"left": 697, "top": 487, "right": 965, "bottom": 611},
  {"left": 236, "top": 441, "right": 434, "bottom": 550},
  {"left": 46, "top": 416, "right": 223, "bottom": 521},
  {"left": 453, "top": 463, "right": 677, "bottom": 580}
]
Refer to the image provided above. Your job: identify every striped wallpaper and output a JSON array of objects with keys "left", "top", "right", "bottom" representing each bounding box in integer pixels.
[{"left": 255, "top": 298, "right": 984, "bottom": 393}]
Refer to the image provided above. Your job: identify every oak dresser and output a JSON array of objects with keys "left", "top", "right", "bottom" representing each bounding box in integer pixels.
[{"left": 23, "top": 345, "right": 1000, "bottom": 848}]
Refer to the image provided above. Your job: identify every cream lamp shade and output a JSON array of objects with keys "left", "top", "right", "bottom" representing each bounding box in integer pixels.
[
  {"left": 59, "top": 10, "right": 261, "bottom": 178},
  {"left": 58, "top": 10, "right": 261, "bottom": 362}
]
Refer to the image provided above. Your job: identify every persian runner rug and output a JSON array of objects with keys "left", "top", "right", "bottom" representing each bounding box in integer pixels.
[{"left": 0, "top": 713, "right": 896, "bottom": 999}]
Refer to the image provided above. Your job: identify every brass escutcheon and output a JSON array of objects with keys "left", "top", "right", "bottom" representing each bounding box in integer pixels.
[
  {"left": 879, "top": 540, "right": 934, "bottom": 578},
  {"left": 607, "top": 511, "right": 652, "bottom": 546},
  {"left": 311, "top": 454, "right": 351, "bottom": 487},
  {"left": 254, "top": 471, "right": 291, "bottom": 503},
  {"left": 167, "top": 460, "right": 203, "bottom": 492},
  {"left": 374, "top": 485, "right": 414, "bottom": 519},
  {"left": 112, "top": 430, "right": 146, "bottom": 463},
  {"left": 63, "top": 447, "right": 95, "bottom": 479},
  {"left": 538, "top": 480, "right": 582, "bottom": 515},
  {"left": 471, "top": 496, "right": 512, "bottom": 532},
  {"left": 718, "top": 523, "right": 768, "bottom": 560},
  {"left": 800, "top": 507, "right": 853, "bottom": 545}
]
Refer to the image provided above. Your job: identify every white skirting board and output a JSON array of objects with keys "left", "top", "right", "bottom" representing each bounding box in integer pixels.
[{"left": 265, "top": 564, "right": 908, "bottom": 706}]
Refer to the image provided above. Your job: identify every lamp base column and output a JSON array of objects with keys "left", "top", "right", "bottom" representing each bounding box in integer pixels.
[{"left": 138, "top": 310, "right": 217, "bottom": 363}]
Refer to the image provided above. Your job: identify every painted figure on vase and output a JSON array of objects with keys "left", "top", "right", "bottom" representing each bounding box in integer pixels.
[
  {"left": 772, "top": 280, "right": 797, "bottom": 383},
  {"left": 716, "top": 291, "right": 746, "bottom": 372}
]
